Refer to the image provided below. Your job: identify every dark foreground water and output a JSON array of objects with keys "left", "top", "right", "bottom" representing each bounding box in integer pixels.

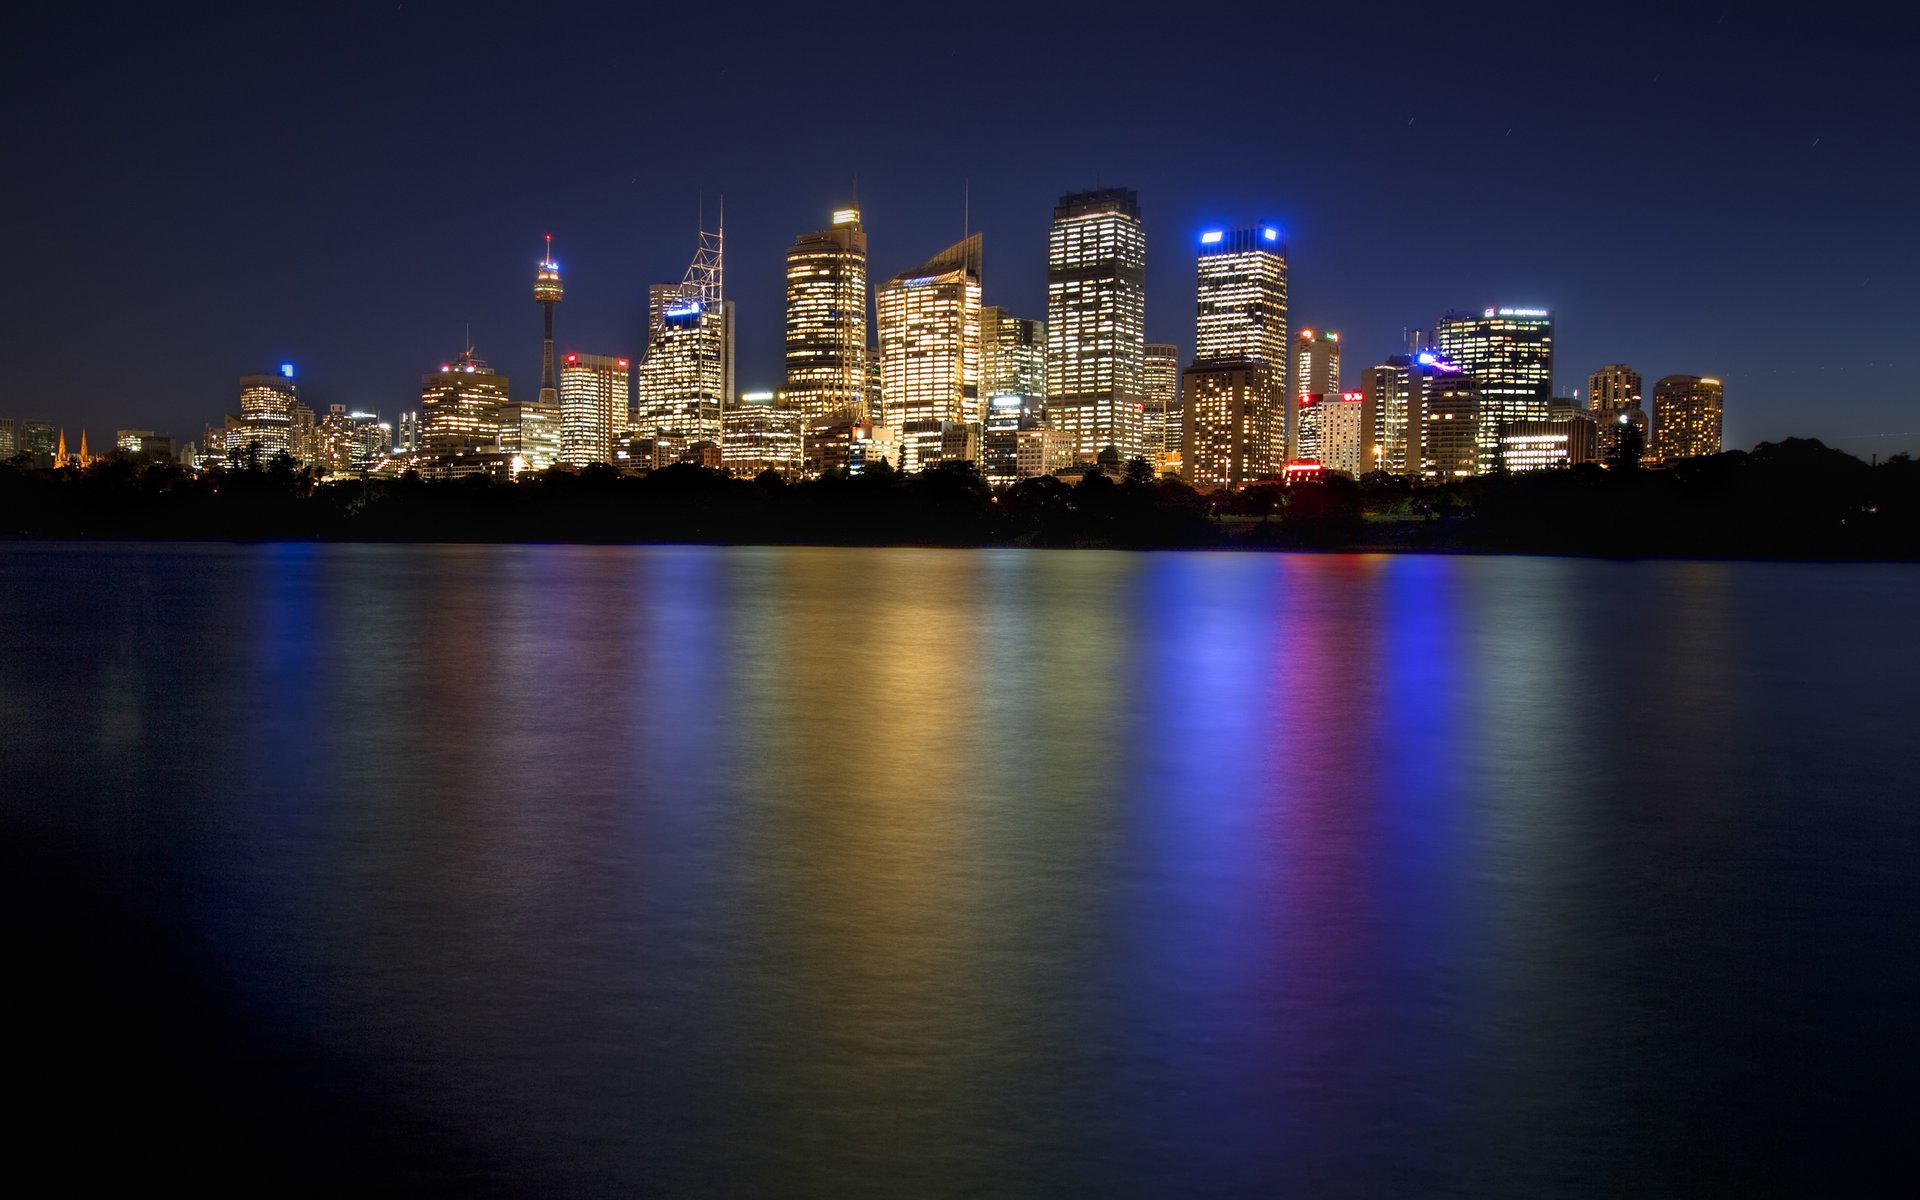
[{"left": 2, "top": 543, "right": 1914, "bottom": 1195}]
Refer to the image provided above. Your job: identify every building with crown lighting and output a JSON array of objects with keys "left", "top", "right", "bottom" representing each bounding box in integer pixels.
[
  {"left": 1436, "top": 308, "right": 1554, "bottom": 472},
  {"left": 637, "top": 227, "right": 733, "bottom": 464},
  {"left": 1182, "top": 224, "right": 1287, "bottom": 490},
  {"left": 723, "top": 391, "right": 803, "bottom": 477},
  {"left": 1047, "top": 189, "right": 1146, "bottom": 463},
  {"left": 785, "top": 208, "right": 869, "bottom": 436},
  {"left": 877, "top": 233, "right": 981, "bottom": 472},
  {"left": 225, "top": 367, "right": 301, "bottom": 461},
  {"left": 1652, "top": 375, "right": 1724, "bottom": 462},
  {"left": 1291, "top": 329, "right": 1338, "bottom": 459},
  {"left": 1500, "top": 414, "right": 1597, "bottom": 471},
  {"left": 559, "top": 353, "right": 630, "bottom": 466},
  {"left": 419, "top": 349, "right": 510, "bottom": 474}
]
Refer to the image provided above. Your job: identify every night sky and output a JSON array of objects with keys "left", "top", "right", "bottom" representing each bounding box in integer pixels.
[{"left": 4, "top": 3, "right": 1914, "bottom": 457}]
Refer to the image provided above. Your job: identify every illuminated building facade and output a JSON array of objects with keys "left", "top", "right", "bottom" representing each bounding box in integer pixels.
[
  {"left": 501, "top": 398, "right": 562, "bottom": 472},
  {"left": 0, "top": 418, "right": 13, "bottom": 459},
  {"left": 806, "top": 413, "right": 897, "bottom": 476},
  {"left": 637, "top": 224, "right": 733, "bottom": 461},
  {"left": 1588, "top": 363, "right": 1646, "bottom": 465},
  {"left": 1294, "top": 393, "right": 1324, "bottom": 462},
  {"left": 1319, "top": 390, "right": 1368, "bottom": 478},
  {"left": 785, "top": 208, "right": 869, "bottom": 429},
  {"left": 1047, "top": 189, "right": 1146, "bottom": 462},
  {"left": 230, "top": 366, "right": 300, "bottom": 459},
  {"left": 1436, "top": 307, "right": 1554, "bottom": 472},
  {"left": 1182, "top": 361, "right": 1281, "bottom": 491},
  {"left": 20, "top": 421, "right": 56, "bottom": 468},
  {"left": 723, "top": 391, "right": 802, "bottom": 477},
  {"left": 419, "top": 349, "right": 510, "bottom": 470},
  {"left": 1291, "top": 328, "right": 1338, "bottom": 459},
  {"left": 981, "top": 306, "right": 1047, "bottom": 415},
  {"left": 1422, "top": 373, "right": 1481, "bottom": 479},
  {"left": 877, "top": 233, "right": 981, "bottom": 469},
  {"left": 560, "top": 352, "right": 631, "bottom": 466},
  {"left": 1184, "top": 224, "right": 1286, "bottom": 488},
  {"left": 1143, "top": 342, "right": 1179, "bottom": 474},
  {"left": 1501, "top": 413, "right": 1597, "bottom": 471},
  {"left": 1652, "top": 374, "right": 1724, "bottom": 461}
]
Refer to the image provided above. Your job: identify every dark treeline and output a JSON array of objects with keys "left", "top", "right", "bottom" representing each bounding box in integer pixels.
[{"left": 4, "top": 439, "right": 1918, "bottom": 558}]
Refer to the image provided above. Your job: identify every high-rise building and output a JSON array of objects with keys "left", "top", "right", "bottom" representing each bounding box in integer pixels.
[
  {"left": 1294, "top": 394, "right": 1325, "bottom": 462},
  {"left": 1319, "top": 391, "right": 1369, "bottom": 478},
  {"left": 1589, "top": 363, "right": 1648, "bottom": 465},
  {"left": 722, "top": 391, "right": 802, "bottom": 477},
  {"left": 1362, "top": 359, "right": 1412, "bottom": 476},
  {"left": 20, "top": 421, "right": 57, "bottom": 468},
  {"left": 1143, "top": 342, "right": 1179, "bottom": 475},
  {"left": 1047, "top": 189, "right": 1146, "bottom": 462},
  {"left": 877, "top": 233, "right": 982, "bottom": 469},
  {"left": 560, "top": 353, "right": 631, "bottom": 466},
  {"left": 229, "top": 366, "right": 300, "bottom": 459},
  {"left": 637, "top": 223, "right": 732, "bottom": 462},
  {"left": 785, "top": 208, "right": 869, "bottom": 430},
  {"left": 1422, "top": 373, "right": 1481, "bottom": 480},
  {"left": 1652, "top": 375, "right": 1724, "bottom": 462},
  {"left": 1436, "top": 308, "right": 1554, "bottom": 472},
  {"left": 1182, "top": 361, "right": 1282, "bottom": 491},
  {"left": 0, "top": 418, "right": 15, "bottom": 460},
  {"left": 1291, "top": 328, "right": 1339, "bottom": 459},
  {"left": 1501, "top": 413, "right": 1597, "bottom": 471},
  {"left": 981, "top": 306, "right": 1048, "bottom": 414},
  {"left": 1183, "top": 224, "right": 1287, "bottom": 488},
  {"left": 534, "top": 235, "right": 563, "bottom": 409},
  {"left": 501, "top": 397, "right": 562, "bottom": 473},
  {"left": 419, "top": 348, "right": 510, "bottom": 471}
]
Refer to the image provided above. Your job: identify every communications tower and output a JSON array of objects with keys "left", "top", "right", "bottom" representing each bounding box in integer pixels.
[{"left": 535, "top": 234, "right": 564, "bottom": 406}]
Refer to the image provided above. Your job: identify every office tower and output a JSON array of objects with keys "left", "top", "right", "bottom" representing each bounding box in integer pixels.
[
  {"left": 230, "top": 366, "right": 300, "bottom": 459},
  {"left": 1589, "top": 363, "right": 1648, "bottom": 465},
  {"left": 535, "top": 235, "right": 563, "bottom": 409},
  {"left": 1183, "top": 224, "right": 1286, "bottom": 488},
  {"left": 1502, "top": 413, "right": 1597, "bottom": 470},
  {"left": 1319, "top": 391, "right": 1368, "bottom": 478},
  {"left": 1143, "top": 342, "right": 1179, "bottom": 474},
  {"left": 1422, "top": 372, "right": 1481, "bottom": 479},
  {"left": 419, "top": 347, "right": 510, "bottom": 470},
  {"left": 981, "top": 306, "right": 1048, "bottom": 412},
  {"left": 396, "top": 411, "right": 419, "bottom": 455},
  {"left": 1436, "top": 307, "right": 1554, "bottom": 472},
  {"left": 876, "top": 233, "right": 982, "bottom": 471},
  {"left": 315, "top": 407, "right": 355, "bottom": 471},
  {"left": 1295, "top": 394, "right": 1324, "bottom": 461},
  {"left": 19, "top": 421, "right": 56, "bottom": 468},
  {"left": 723, "top": 391, "right": 803, "bottom": 477},
  {"left": 1047, "top": 189, "right": 1146, "bottom": 462},
  {"left": 1291, "top": 328, "right": 1339, "bottom": 459},
  {"left": 1652, "top": 375, "right": 1724, "bottom": 461},
  {"left": 785, "top": 207, "right": 869, "bottom": 431},
  {"left": 1182, "top": 362, "right": 1282, "bottom": 491},
  {"left": 1361, "top": 360, "right": 1410, "bottom": 475},
  {"left": 500, "top": 397, "right": 561, "bottom": 473},
  {"left": 288, "top": 399, "right": 318, "bottom": 464},
  {"left": 560, "top": 353, "right": 631, "bottom": 466},
  {"left": 637, "top": 222, "right": 732, "bottom": 462},
  {"left": 0, "top": 418, "right": 14, "bottom": 459}
]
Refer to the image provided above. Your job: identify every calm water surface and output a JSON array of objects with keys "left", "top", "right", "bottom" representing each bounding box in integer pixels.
[{"left": 2, "top": 543, "right": 1914, "bottom": 1196}]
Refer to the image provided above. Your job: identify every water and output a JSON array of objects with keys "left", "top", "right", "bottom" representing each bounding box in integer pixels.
[{"left": 2, "top": 543, "right": 1913, "bottom": 1196}]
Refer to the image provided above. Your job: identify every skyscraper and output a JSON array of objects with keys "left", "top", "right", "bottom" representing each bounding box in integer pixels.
[
  {"left": 1182, "top": 224, "right": 1287, "bottom": 489},
  {"left": 1362, "top": 358, "right": 1413, "bottom": 476},
  {"left": 1046, "top": 189, "right": 1146, "bottom": 463},
  {"left": 637, "top": 222, "right": 732, "bottom": 462},
  {"left": 560, "top": 353, "right": 631, "bottom": 466},
  {"left": 419, "top": 347, "right": 510, "bottom": 471},
  {"left": 722, "top": 391, "right": 803, "bottom": 478},
  {"left": 981, "top": 307, "right": 1047, "bottom": 487},
  {"left": 230, "top": 366, "right": 299, "bottom": 459},
  {"left": 1436, "top": 308, "right": 1554, "bottom": 472},
  {"left": 1422, "top": 372, "right": 1481, "bottom": 479},
  {"left": 1143, "top": 342, "right": 1179, "bottom": 475},
  {"left": 534, "top": 235, "right": 563, "bottom": 409},
  {"left": 1651, "top": 375, "right": 1724, "bottom": 462},
  {"left": 876, "top": 233, "right": 982, "bottom": 471},
  {"left": 1291, "top": 328, "right": 1338, "bottom": 459},
  {"left": 785, "top": 208, "right": 869, "bottom": 430},
  {"left": 1319, "top": 391, "right": 1369, "bottom": 478},
  {"left": 1588, "top": 362, "right": 1648, "bottom": 466}
]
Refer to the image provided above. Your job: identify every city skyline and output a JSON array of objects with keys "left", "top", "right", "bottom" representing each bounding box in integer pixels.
[{"left": 1, "top": 7, "right": 1912, "bottom": 459}]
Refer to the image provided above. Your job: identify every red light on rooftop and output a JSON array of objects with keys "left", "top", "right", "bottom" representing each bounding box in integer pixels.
[
  {"left": 617, "top": 359, "right": 629, "bottom": 368},
  {"left": 565, "top": 354, "right": 578, "bottom": 363}
]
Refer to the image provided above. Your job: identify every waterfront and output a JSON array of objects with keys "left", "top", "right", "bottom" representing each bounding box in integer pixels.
[{"left": 2, "top": 543, "right": 1913, "bottom": 1195}]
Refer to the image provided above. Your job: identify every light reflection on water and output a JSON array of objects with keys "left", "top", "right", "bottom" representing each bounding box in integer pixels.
[{"left": 2, "top": 543, "right": 1914, "bottom": 1196}]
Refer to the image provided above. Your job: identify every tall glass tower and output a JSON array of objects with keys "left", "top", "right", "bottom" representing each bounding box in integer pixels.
[
  {"left": 1046, "top": 189, "right": 1146, "bottom": 463},
  {"left": 1436, "top": 307, "right": 1553, "bottom": 472},
  {"left": 785, "top": 207, "right": 869, "bottom": 427}
]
